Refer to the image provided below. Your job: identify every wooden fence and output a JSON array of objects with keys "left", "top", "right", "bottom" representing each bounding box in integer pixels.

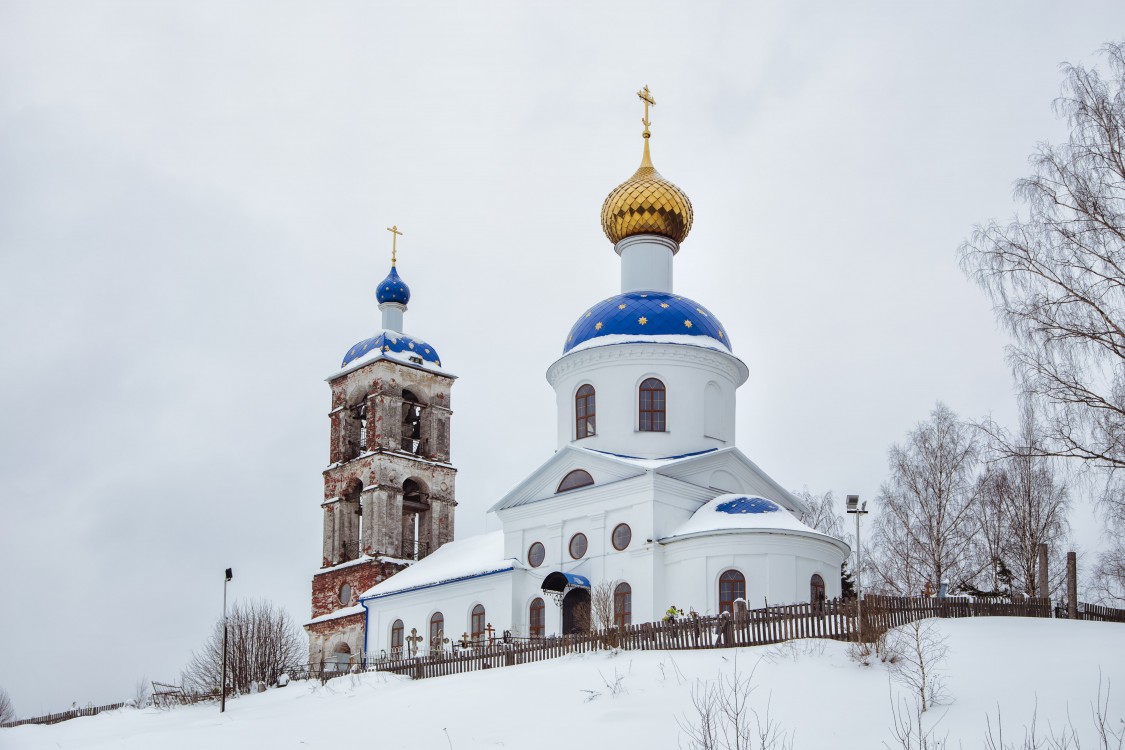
[
  {"left": 288, "top": 595, "right": 1067, "bottom": 685},
  {"left": 0, "top": 702, "right": 126, "bottom": 729},
  {"left": 5, "top": 595, "right": 1117, "bottom": 729},
  {"left": 1063, "top": 601, "right": 1125, "bottom": 623}
]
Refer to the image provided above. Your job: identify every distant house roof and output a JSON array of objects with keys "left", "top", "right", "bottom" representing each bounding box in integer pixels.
[{"left": 359, "top": 531, "right": 517, "bottom": 601}]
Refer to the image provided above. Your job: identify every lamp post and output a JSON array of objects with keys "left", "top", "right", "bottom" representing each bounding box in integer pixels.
[
  {"left": 221, "top": 567, "right": 232, "bottom": 713},
  {"left": 845, "top": 495, "right": 868, "bottom": 643}
]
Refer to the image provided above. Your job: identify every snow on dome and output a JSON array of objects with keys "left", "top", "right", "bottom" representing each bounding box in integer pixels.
[
  {"left": 715, "top": 496, "right": 780, "bottom": 514},
  {"left": 341, "top": 330, "right": 441, "bottom": 368},
  {"left": 563, "top": 291, "right": 731, "bottom": 354},
  {"left": 662, "top": 494, "right": 819, "bottom": 541},
  {"left": 359, "top": 531, "right": 516, "bottom": 600}
]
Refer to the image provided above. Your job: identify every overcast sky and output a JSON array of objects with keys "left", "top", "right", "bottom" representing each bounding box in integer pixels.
[{"left": 2, "top": 0, "right": 1123, "bottom": 716}]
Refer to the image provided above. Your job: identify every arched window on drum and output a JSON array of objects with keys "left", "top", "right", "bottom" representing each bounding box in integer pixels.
[
  {"left": 639, "top": 378, "right": 666, "bottom": 432},
  {"left": 576, "top": 384, "right": 596, "bottom": 439}
]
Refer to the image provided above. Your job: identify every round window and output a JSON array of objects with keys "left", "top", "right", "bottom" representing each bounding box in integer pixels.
[
  {"left": 612, "top": 523, "right": 632, "bottom": 551},
  {"left": 569, "top": 533, "right": 588, "bottom": 560},
  {"left": 527, "top": 542, "right": 545, "bottom": 568},
  {"left": 339, "top": 583, "right": 352, "bottom": 605}
]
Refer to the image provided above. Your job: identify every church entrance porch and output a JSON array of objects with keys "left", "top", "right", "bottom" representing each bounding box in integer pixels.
[{"left": 562, "top": 588, "right": 591, "bottom": 634}]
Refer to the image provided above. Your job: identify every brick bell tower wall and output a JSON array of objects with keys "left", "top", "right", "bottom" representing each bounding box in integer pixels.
[{"left": 305, "top": 356, "right": 457, "bottom": 665}]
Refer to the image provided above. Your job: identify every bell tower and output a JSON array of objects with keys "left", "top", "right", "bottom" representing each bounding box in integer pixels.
[{"left": 306, "top": 227, "right": 457, "bottom": 669}]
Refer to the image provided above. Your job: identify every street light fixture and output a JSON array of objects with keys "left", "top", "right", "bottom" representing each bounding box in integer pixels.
[
  {"left": 845, "top": 495, "right": 868, "bottom": 643},
  {"left": 221, "top": 567, "right": 233, "bottom": 714}
]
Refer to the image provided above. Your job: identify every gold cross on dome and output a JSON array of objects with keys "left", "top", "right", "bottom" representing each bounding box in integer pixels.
[
  {"left": 637, "top": 85, "right": 656, "bottom": 137},
  {"left": 386, "top": 225, "right": 403, "bottom": 265}
]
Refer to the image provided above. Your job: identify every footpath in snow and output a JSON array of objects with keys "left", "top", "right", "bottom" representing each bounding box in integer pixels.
[{"left": 6, "top": 618, "right": 1124, "bottom": 750}]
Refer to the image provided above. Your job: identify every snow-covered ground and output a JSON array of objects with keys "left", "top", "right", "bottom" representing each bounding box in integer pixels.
[{"left": 7, "top": 618, "right": 1123, "bottom": 749}]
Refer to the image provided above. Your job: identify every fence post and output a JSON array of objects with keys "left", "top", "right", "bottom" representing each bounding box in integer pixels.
[
  {"left": 1037, "top": 543, "right": 1049, "bottom": 599},
  {"left": 1067, "top": 551, "right": 1078, "bottom": 620}
]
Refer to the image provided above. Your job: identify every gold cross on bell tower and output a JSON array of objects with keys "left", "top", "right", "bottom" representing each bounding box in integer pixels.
[
  {"left": 637, "top": 85, "right": 656, "bottom": 139},
  {"left": 386, "top": 224, "right": 403, "bottom": 265}
]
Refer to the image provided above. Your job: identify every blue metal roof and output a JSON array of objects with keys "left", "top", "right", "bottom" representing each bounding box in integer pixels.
[
  {"left": 342, "top": 331, "right": 441, "bottom": 368},
  {"left": 715, "top": 496, "right": 780, "bottom": 515},
  {"left": 376, "top": 265, "right": 411, "bottom": 305},
  {"left": 564, "top": 291, "right": 731, "bottom": 354}
]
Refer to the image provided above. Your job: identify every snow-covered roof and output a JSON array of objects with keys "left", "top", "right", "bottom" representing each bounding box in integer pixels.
[
  {"left": 327, "top": 329, "right": 456, "bottom": 381},
  {"left": 305, "top": 605, "right": 365, "bottom": 626},
  {"left": 577, "top": 446, "right": 718, "bottom": 469},
  {"left": 661, "top": 494, "right": 826, "bottom": 541},
  {"left": 359, "top": 531, "right": 516, "bottom": 601},
  {"left": 567, "top": 333, "right": 731, "bottom": 356}
]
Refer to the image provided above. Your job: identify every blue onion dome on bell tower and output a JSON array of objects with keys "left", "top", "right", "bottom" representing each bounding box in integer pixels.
[
  {"left": 339, "top": 224, "right": 442, "bottom": 370},
  {"left": 376, "top": 264, "right": 410, "bottom": 305}
]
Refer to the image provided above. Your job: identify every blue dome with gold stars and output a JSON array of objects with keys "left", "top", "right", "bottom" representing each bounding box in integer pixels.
[
  {"left": 342, "top": 331, "right": 440, "bottom": 368},
  {"left": 564, "top": 291, "right": 731, "bottom": 354},
  {"left": 376, "top": 266, "right": 411, "bottom": 305}
]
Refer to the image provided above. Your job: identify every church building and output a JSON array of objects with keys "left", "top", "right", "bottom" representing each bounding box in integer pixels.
[{"left": 305, "top": 88, "right": 850, "bottom": 668}]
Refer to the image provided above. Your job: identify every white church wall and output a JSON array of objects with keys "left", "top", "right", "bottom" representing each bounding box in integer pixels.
[
  {"left": 500, "top": 480, "right": 662, "bottom": 633},
  {"left": 546, "top": 342, "right": 747, "bottom": 459},
  {"left": 661, "top": 532, "right": 847, "bottom": 612},
  {"left": 362, "top": 571, "right": 514, "bottom": 658}
]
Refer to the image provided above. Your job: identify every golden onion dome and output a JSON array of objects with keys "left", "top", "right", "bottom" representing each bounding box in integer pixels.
[{"left": 600, "top": 136, "right": 693, "bottom": 246}]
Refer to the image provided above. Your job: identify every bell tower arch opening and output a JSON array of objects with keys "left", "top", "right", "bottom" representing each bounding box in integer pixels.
[
  {"left": 401, "top": 389, "right": 424, "bottom": 454},
  {"left": 401, "top": 477, "right": 431, "bottom": 559}
]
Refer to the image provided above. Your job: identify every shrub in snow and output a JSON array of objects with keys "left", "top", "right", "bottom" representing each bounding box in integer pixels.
[{"left": 887, "top": 619, "right": 950, "bottom": 711}]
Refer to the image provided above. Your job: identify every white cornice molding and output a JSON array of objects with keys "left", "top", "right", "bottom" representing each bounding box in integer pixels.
[
  {"left": 614, "top": 233, "right": 679, "bottom": 257},
  {"left": 545, "top": 342, "right": 749, "bottom": 387}
]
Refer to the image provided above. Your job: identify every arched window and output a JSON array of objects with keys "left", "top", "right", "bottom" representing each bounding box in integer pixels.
[
  {"left": 614, "top": 582, "right": 632, "bottom": 627},
  {"left": 639, "top": 378, "right": 666, "bottom": 432},
  {"left": 471, "top": 604, "right": 486, "bottom": 642},
  {"left": 576, "top": 384, "right": 596, "bottom": 439},
  {"left": 338, "top": 583, "right": 352, "bottom": 605},
  {"left": 529, "top": 598, "right": 545, "bottom": 638},
  {"left": 390, "top": 619, "right": 404, "bottom": 657},
  {"left": 704, "top": 381, "right": 722, "bottom": 439},
  {"left": 557, "top": 469, "right": 594, "bottom": 493},
  {"left": 429, "top": 612, "right": 444, "bottom": 652},
  {"left": 719, "top": 570, "right": 746, "bottom": 614},
  {"left": 810, "top": 573, "right": 826, "bottom": 610}
]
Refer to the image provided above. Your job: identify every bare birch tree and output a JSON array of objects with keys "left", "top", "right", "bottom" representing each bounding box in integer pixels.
[
  {"left": 0, "top": 686, "right": 14, "bottom": 723},
  {"left": 796, "top": 488, "right": 849, "bottom": 542},
  {"left": 959, "top": 40, "right": 1125, "bottom": 602},
  {"left": 182, "top": 599, "right": 305, "bottom": 695},
  {"left": 976, "top": 401, "right": 1072, "bottom": 597},
  {"left": 870, "top": 403, "right": 983, "bottom": 595}
]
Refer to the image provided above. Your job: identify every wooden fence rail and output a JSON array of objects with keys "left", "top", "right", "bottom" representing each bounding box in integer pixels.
[
  {"left": 0, "top": 702, "right": 126, "bottom": 729},
  {"left": 7, "top": 595, "right": 1119, "bottom": 730},
  {"left": 285, "top": 595, "right": 1078, "bottom": 685}
]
